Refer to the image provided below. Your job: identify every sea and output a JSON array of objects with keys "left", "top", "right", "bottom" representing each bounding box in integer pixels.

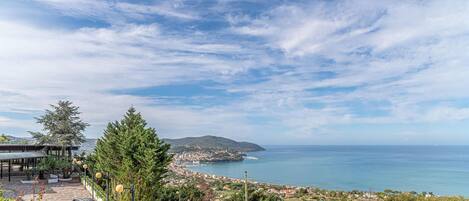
[{"left": 188, "top": 145, "right": 469, "bottom": 196}]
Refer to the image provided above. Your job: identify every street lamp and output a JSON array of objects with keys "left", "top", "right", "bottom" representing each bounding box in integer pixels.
[
  {"left": 244, "top": 171, "right": 248, "bottom": 201},
  {"left": 96, "top": 172, "right": 111, "bottom": 201},
  {"left": 82, "top": 164, "right": 88, "bottom": 190},
  {"left": 115, "top": 184, "right": 135, "bottom": 201}
]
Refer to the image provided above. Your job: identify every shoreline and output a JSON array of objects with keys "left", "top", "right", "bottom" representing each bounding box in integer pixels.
[
  {"left": 169, "top": 163, "right": 310, "bottom": 198},
  {"left": 169, "top": 163, "right": 466, "bottom": 200}
]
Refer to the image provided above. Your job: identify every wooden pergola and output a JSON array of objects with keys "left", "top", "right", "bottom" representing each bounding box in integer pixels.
[{"left": 0, "top": 144, "right": 79, "bottom": 181}]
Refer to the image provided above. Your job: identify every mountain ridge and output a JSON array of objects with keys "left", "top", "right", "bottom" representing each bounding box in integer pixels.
[{"left": 163, "top": 135, "right": 265, "bottom": 153}]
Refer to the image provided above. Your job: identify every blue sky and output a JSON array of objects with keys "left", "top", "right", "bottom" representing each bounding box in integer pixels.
[{"left": 1, "top": 0, "right": 469, "bottom": 144}]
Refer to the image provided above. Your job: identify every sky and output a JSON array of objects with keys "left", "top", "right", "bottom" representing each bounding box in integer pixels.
[{"left": 1, "top": 0, "right": 469, "bottom": 145}]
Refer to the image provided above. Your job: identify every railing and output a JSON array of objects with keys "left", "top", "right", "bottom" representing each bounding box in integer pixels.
[{"left": 81, "top": 175, "right": 110, "bottom": 201}]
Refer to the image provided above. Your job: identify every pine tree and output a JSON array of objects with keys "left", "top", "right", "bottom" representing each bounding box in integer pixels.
[
  {"left": 29, "top": 100, "right": 89, "bottom": 148},
  {"left": 94, "top": 107, "right": 172, "bottom": 201}
]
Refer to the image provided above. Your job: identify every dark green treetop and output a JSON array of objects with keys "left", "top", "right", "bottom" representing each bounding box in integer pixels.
[
  {"left": 94, "top": 107, "right": 172, "bottom": 201},
  {"left": 29, "top": 100, "right": 89, "bottom": 146}
]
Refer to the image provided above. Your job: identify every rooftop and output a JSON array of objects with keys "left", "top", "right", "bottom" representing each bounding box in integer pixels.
[
  {"left": 0, "top": 151, "right": 46, "bottom": 160},
  {"left": 0, "top": 144, "right": 80, "bottom": 151}
]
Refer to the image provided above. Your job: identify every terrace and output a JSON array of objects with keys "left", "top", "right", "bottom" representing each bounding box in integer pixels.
[
  {"left": 0, "top": 144, "right": 94, "bottom": 200},
  {"left": 0, "top": 144, "right": 79, "bottom": 181}
]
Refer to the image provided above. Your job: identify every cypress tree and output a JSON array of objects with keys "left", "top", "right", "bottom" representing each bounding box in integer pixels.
[{"left": 94, "top": 107, "right": 172, "bottom": 201}]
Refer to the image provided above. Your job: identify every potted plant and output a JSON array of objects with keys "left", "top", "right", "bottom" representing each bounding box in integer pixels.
[
  {"left": 20, "top": 168, "right": 39, "bottom": 184},
  {"left": 57, "top": 158, "right": 73, "bottom": 181},
  {"left": 37, "top": 156, "right": 58, "bottom": 180},
  {"left": 25, "top": 168, "right": 32, "bottom": 180},
  {"left": 37, "top": 159, "right": 49, "bottom": 180}
]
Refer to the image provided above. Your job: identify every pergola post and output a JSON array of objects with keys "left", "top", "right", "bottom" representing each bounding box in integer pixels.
[
  {"left": 33, "top": 158, "right": 36, "bottom": 176},
  {"left": 68, "top": 147, "right": 72, "bottom": 159},
  {"left": 8, "top": 159, "right": 11, "bottom": 182}
]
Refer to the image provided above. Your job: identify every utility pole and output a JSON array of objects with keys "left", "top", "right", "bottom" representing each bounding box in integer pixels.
[{"left": 244, "top": 170, "right": 248, "bottom": 201}]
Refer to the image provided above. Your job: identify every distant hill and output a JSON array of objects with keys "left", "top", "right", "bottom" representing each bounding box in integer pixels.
[
  {"left": 163, "top": 135, "right": 265, "bottom": 153},
  {"left": 0, "top": 135, "right": 33, "bottom": 144}
]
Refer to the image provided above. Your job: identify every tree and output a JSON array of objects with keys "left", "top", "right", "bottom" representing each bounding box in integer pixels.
[
  {"left": 226, "top": 187, "right": 283, "bottom": 201},
  {"left": 29, "top": 100, "right": 89, "bottom": 148},
  {"left": 94, "top": 107, "right": 172, "bottom": 201},
  {"left": 156, "top": 185, "right": 205, "bottom": 201},
  {"left": 0, "top": 134, "right": 10, "bottom": 143}
]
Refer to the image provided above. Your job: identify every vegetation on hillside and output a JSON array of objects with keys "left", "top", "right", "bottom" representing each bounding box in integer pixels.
[
  {"left": 222, "top": 186, "right": 283, "bottom": 201},
  {"left": 156, "top": 184, "right": 205, "bottom": 201},
  {"left": 0, "top": 134, "right": 9, "bottom": 143},
  {"left": 0, "top": 134, "right": 30, "bottom": 144},
  {"left": 280, "top": 188, "right": 468, "bottom": 201},
  {"left": 164, "top": 135, "right": 265, "bottom": 153}
]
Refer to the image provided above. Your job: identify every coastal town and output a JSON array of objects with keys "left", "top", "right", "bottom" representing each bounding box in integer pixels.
[
  {"left": 167, "top": 163, "right": 459, "bottom": 201},
  {"left": 171, "top": 148, "right": 244, "bottom": 163}
]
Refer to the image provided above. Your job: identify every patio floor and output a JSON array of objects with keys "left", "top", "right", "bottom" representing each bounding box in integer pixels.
[{"left": 0, "top": 177, "right": 92, "bottom": 201}]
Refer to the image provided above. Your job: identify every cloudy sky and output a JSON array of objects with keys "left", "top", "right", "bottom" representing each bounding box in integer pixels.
[{"left": 1, "top": 0, "right": 469, "bottom": 145}]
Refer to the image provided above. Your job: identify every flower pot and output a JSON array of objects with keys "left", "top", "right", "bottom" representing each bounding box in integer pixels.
[{"left": 59, "top": 177, "right": 73, "bottom": 182}]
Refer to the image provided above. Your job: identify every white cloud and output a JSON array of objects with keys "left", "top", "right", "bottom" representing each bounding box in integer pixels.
[
  {"left": 35, "top": 0, "right": 199, "bottom": 22},
  {"left": 229, "top": 0, "right": 469, "bottom": 126},
  {"left": 0, "top": 17, "right": 267, "bottom": 139},
  {"left": 1, "top": 0, "right": 469, "bottom": 144}
]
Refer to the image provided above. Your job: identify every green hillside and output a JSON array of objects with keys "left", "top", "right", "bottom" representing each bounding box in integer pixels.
[{"left": 163, "top": 135, "right": 265, "bottom": 153}]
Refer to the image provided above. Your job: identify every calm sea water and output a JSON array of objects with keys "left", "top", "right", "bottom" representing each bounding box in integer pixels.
[{"left": 189, "top": 145, "right": 469, "bottom": 196}]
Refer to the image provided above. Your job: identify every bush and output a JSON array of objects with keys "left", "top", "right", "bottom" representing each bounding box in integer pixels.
[
  {"left": 156, "top": 185, "right": 205, "bottom": 201},
  {"left": 0, "top": 190, "right": 14, "bottom": 201},
  {"left": 56, "top": 158, "right": 72, "bottom": 178},
  {"left": 225, "top": 188, "right": 283, "bottom": 201}
]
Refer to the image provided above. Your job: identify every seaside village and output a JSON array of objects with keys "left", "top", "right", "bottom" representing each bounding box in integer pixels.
[
  {"left": 0, "top": 101, "right": 466, "bottom": 201},
  {"left": 3, "top": 0, "right": 469, "bottom": 200}
]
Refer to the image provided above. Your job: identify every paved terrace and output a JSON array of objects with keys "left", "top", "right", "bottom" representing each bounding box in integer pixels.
[{"left": 1, "top": 177, "right": 92, "bottom": 201}]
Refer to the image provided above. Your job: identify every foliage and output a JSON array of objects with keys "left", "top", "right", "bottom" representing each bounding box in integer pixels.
[
  {"left": 36, "top": 155, "right": 73, "bottom": 178},
  {"left": 225, "top": 187, "right": 283, "bottom": 201},
  {"left": 164, "top": 135, "right": 265, "bottom": 153},
  {"left": 0, "top": 190, "right": 14, "bottom": 201},
  {"left": 93, "top": 107, "right": 172, "bottom": 201},
  {"left": 29, "top": 100, "right": 89, "bottom": 146},
  {"left": 0, "top": 134, "right": 10, "bottom": 143},
  {"left": 38, "top": 155, "right": 58, "bottom": 172},
  {"left": 379, "top": 193, "right": 466, "bottom": 201},
  {"left": 82, "top": 175, "right": 107, "bottom": 200},
  {"left": 294, "top": 188, "right": 308, "bottom": 197},
  {"left": 156, "top": 185, "right": 205, "bottom": 201},
  {"left": 56, "top": 158, "right": 72, "bottom": 178},
  {"left": 0, "top": 134, "right": 30, "bottom": 144},
  {"left": 25, "top": 168, "right": 33, "bottom": 180}
]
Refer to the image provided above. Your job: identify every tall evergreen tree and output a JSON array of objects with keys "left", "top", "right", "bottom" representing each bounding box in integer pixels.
[
  {"left": 29, "top": 100, "right": 89, "bottom": 147},
  {"left": 94, "top": 107, "right": 172, "bottom": 201}
]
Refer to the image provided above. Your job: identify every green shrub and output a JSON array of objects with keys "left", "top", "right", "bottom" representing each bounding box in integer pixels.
[
  {"left": 156, "top": 185, "right": 205, "bottom": 201},
  {"left": 225, "top": 188, "right": 283, "bottom": 201}
]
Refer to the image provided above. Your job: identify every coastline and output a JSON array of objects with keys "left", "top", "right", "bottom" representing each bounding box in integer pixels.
[
  {"left": 169, "top": 163, "right": 309, "bottom": 199},
  {"left": 168, "top": 163, "right": 467, "bottom": 200}
]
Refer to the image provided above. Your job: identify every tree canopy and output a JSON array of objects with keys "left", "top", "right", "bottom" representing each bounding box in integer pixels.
[
  {"left": 93, "top": 107, "right": 172, "bottom": 201},
  {"left": 29, "top": 100, "right": 89, "bottom": 146},
  {"left": 0, "top": 134, "right": 10, "bottom": 143}
]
